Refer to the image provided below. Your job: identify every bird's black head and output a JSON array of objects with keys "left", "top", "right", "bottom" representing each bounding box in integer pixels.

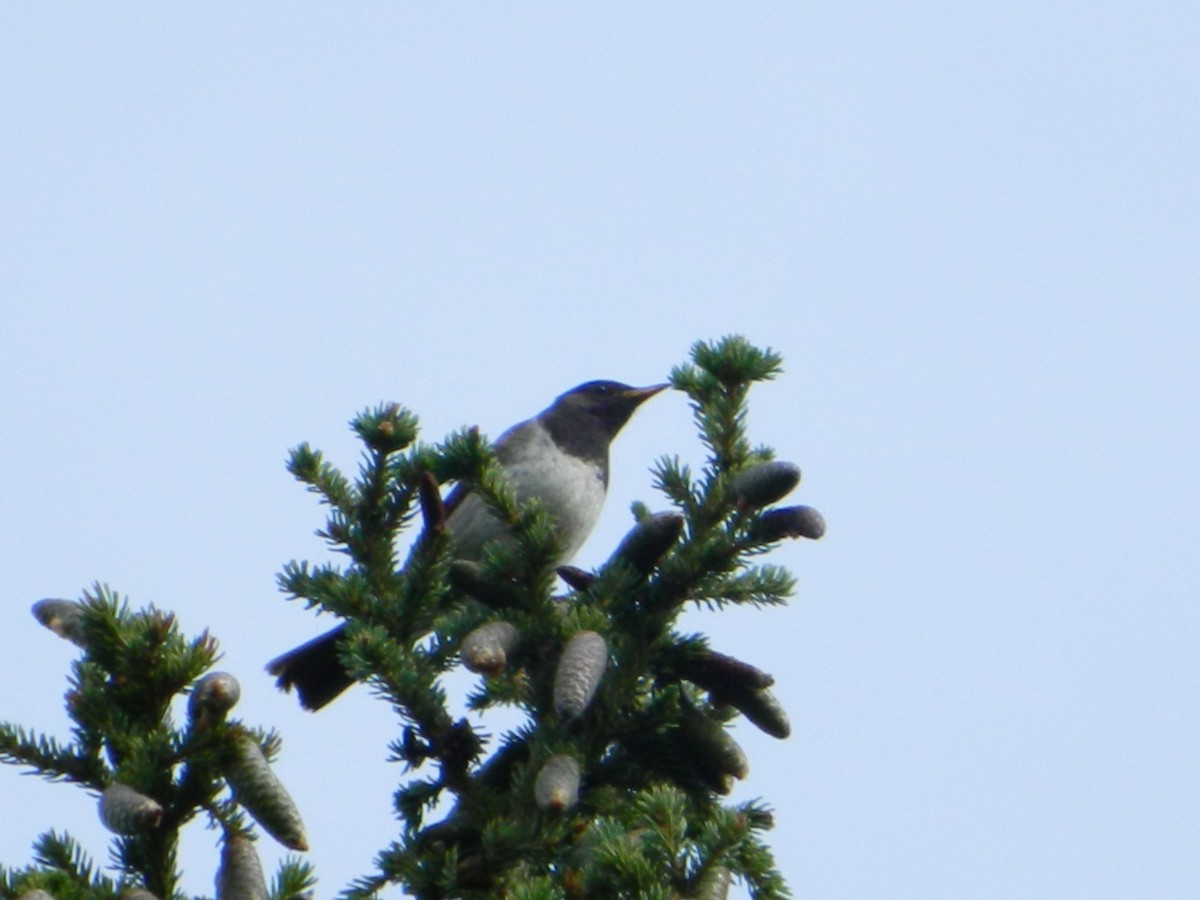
[
  {"left": 538, "top": 380, "right": 669, "bottom": 468},
  {"left": 550, "top": 380, "right": 668, "bottom": 439}
]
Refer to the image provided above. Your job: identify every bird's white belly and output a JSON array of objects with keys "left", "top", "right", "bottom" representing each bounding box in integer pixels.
[{"left": 446, "top": 428, "right": 605, "bottom": 564}]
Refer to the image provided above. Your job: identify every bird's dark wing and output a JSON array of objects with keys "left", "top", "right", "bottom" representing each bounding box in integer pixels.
[{"left": 443, "top": 481, "right": 471, "bottom": 518}]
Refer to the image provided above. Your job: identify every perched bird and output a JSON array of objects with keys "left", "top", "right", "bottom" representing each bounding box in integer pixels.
[{"left": 267, "top": 379, "right": 668, "bottom": 710}]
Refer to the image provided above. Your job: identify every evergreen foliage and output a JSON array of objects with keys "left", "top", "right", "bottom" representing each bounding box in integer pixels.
[
  {"left": 1, "top": 588, "right": 315, "bottom": 899},
  {"left": 2, "top": 336, "right": 824, "bottom": 899}
]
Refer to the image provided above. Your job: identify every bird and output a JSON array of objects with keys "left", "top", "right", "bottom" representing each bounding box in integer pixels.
[{"left": 267, "top": 379, "right": 669, "bottom": 710}]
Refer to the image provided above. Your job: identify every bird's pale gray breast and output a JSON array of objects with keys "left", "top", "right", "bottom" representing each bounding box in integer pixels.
[{"left": 445, "top": 421, "right": 607, "bottom": 564}]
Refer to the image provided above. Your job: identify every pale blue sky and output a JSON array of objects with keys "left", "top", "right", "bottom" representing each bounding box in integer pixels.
[{"left": 2, "top": 5, "right": 1197, "bottom": 898}]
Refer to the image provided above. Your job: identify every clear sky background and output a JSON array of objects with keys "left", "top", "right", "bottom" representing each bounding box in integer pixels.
[{"left": 2, "top": 5, "right": 1197, "bottom": 899}]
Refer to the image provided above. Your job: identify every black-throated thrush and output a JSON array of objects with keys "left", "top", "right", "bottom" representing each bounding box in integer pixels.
[{"left": 267, "top": 380, "right": 668, "bottom": 710}]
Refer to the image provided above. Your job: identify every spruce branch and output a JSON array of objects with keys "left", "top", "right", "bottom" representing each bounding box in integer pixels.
[
  {"left": 287, "top": 442, "right": 354, "bottom": 514},
  {"left": 0, "top": 725, "right": 104, "bottom": 785},
  {"left": 31, "top": 831, "right": 114, "bottom": 894},
  {"left": 2, "top": 590, "right": 314, "bottom": 898}
]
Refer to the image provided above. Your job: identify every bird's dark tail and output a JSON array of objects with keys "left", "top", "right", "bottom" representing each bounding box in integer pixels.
[{"left": 266, "top": 624, "right": 354, "bottom": 711}]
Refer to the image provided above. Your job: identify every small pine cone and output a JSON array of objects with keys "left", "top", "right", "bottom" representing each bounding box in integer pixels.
[
  {"left": 216, "top": 834, "right": 268, "bottom": 900},
  {"left": 418, "top": 469, "right": 446, "bottom": 532},
  {"left": 99, "top": 783, "right": 163, "bottom": 834},
  {"left": 610, "top": 511, "right": 685, "bottom": 574},
  {"left": 556, "top": 565, "right": 595, "bottom": 592},
  {"left": 17, "top": 891, "right": 56, "bottom": 900},
  {"left": 188, "top": 671, "right": 241, "bottom": 727},
  {"left": 460, "top": 621, "right": 520, "bottom": 675},
  {"left": 707, "top": 731, "right": 749, "bottom": 781},
  {"left": 534, "top": 754, "right": 581, "bottom": 811},
  {"left": 224, "top": 734, "right": 308, "bottom": 851},
  {"left": 729, "top": 687, "right": 791, "bottom": 739},
  {"left": 729, "top": 461, "right": 801, "bottom": 510},
  {"left": 693, "top": 865, "right": 733, "bottom": 900},
  {"left": 31, "top": 598, "right": 87, "bottom": 646},
  {"left": 679, "top": 714, "right": 748, "bottom": 794},
  {"left": 677, "top": 648, "right": 774, "bottom": 694},
  {"left": 750, "top": 505, "right": 826, "bottom": 542},
  {"left": 553, "top": 631, "right": 607, "bottom": 720}
]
